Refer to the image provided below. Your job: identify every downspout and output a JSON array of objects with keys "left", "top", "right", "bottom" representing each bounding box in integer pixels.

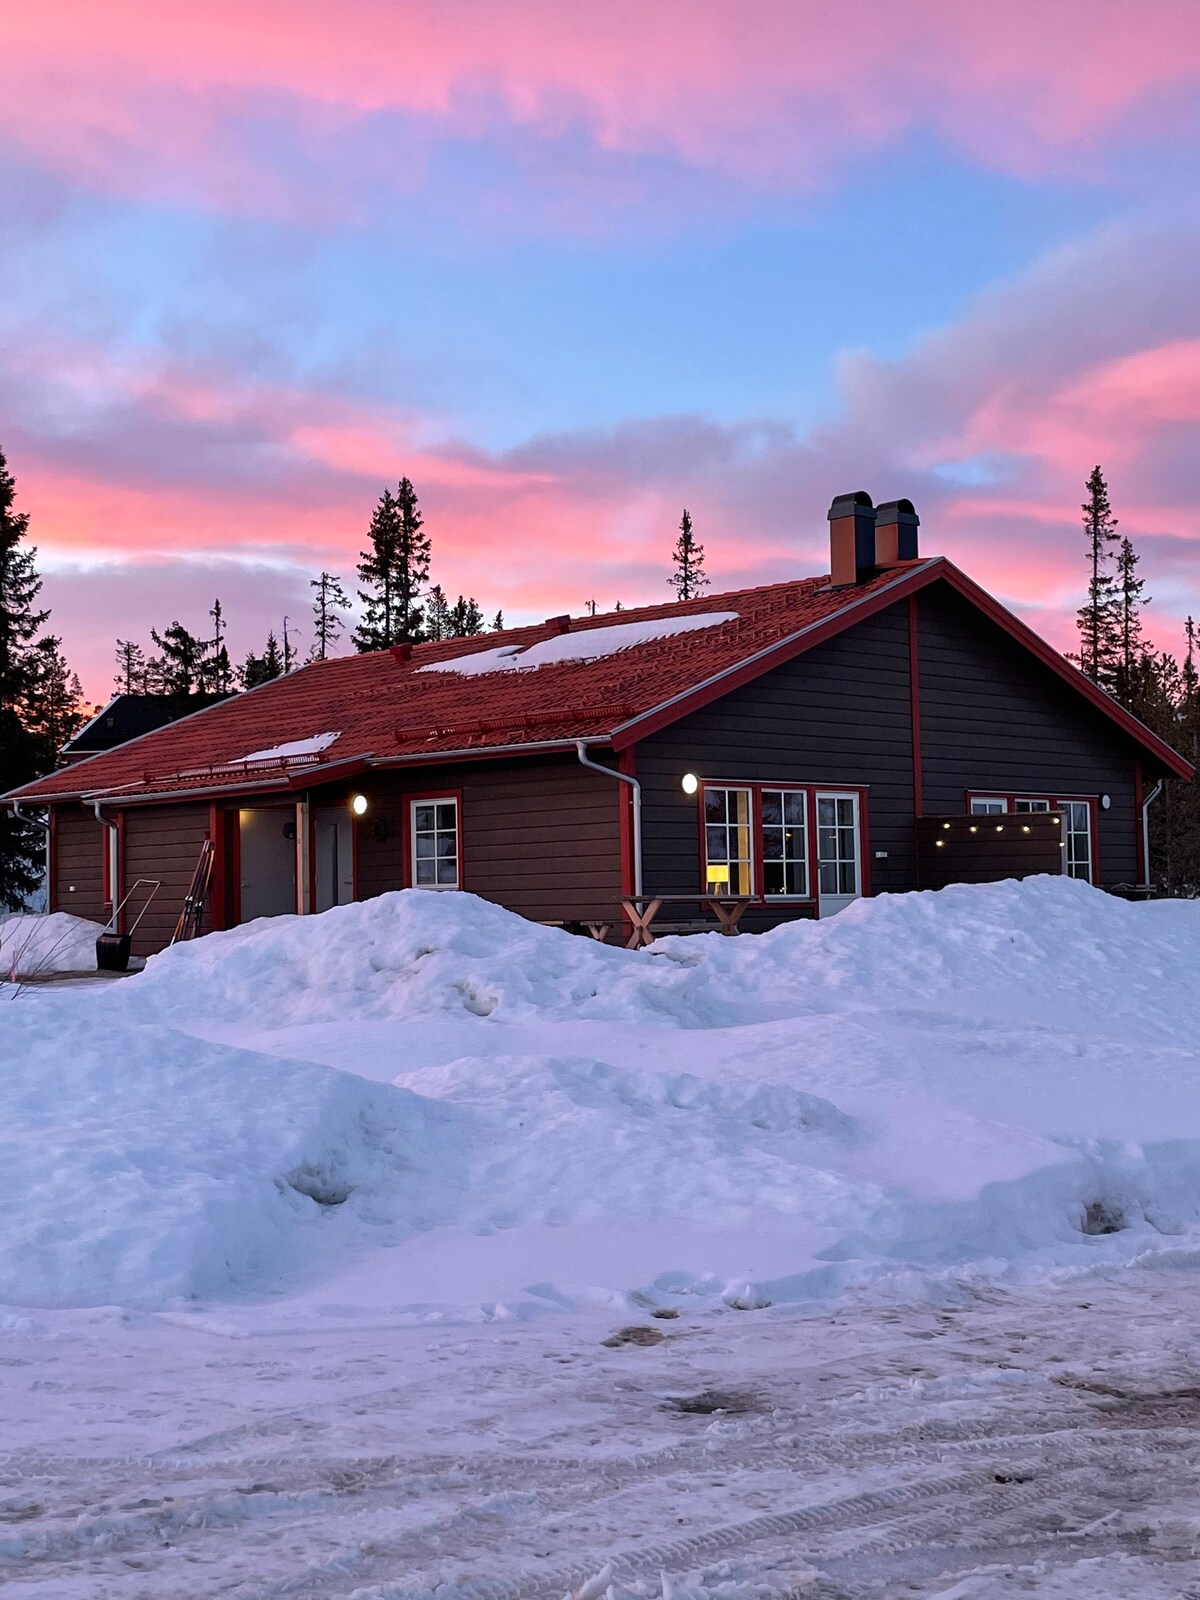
[
  {"left": 1141, "top": 778, "right": 1164, "bottom": 892},
  {"left": 576, "top": 740, "right": 642, "bottom": 897},
  {"left": 12, "top": 802, "right": 51, "bottom": 905},
  {"left": 91, "top": 798, "right": 121, "bottom": 913}
]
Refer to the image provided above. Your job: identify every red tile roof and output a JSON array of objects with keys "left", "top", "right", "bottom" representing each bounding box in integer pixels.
[{"left": 4, "top": 557, "right": 1191, "bottom": 804}]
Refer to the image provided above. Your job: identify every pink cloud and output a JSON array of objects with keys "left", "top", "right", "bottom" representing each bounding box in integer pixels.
[{"left": 2, "top": 2, "right": 1198, "bottom": 219}]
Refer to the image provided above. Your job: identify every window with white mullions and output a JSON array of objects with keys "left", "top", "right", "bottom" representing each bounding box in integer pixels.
[
  {"left": 1014, "top": 798, "right": 1051, "bottom": 813},
  {"left": 703, "top": 786, "right": 753, "bottom": 895},
  {"left": 817, "top": 794, "right": 858, "bottom": 898},
  {"left": 970, "top": 797, "right": 1006, "bottom": 815},
  {"left": 411, "top": 798, "right": 460, "bottom": 888},
  {"left": 1058, "top": 800, "right": 1092, "bottom": 881},
  {"left": 761, "top": 789, "right": 808, "bottom": 897}
]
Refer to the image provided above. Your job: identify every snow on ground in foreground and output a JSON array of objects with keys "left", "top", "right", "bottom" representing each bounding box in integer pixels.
[
  {"left": 0, "top": 1001, "right": 447, "bottom": 1306},
  {"left": 5, "top": 875, "right": 1200, "bottom": 1318},
  {"left": 0, "top": 911, "right": 102, "bottom": 979}
]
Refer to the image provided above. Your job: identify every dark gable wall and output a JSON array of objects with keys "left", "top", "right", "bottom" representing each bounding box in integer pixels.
[
  {"left": 635, "top": 580, "right": 1144, "bottom": 906},
  {"left": 52, "top": 803, "right": 107, "bottom": 923},
  {"left": 915, "top": 584, "right": 1140, "bottom": 885},
  {"left": 347, "top": 752, "right": 622, "bottom": 923},
  {"left": 636, "top": 603, "right": 918, "bottom": 913}
]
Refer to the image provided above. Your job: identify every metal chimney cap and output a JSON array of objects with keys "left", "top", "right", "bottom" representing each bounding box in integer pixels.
[
  {"left": 828, "top": 490, "right": 874, "bottom": 520},
  {"left": 875, "top": 498, "right": 919, "bottom": 525}
]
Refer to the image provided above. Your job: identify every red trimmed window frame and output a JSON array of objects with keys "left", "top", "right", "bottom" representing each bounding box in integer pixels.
[
  {"left": 402, "top": 788, "right": 464, "bottom": 891},
  {"left": 964, "top": 790, "right": 1100, "bottom": 883},
  {"left": 697, "top": 780, "right": 870, "bottom": 905}
]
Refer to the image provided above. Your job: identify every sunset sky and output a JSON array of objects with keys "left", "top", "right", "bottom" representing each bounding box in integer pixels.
[{"left": 4, "top": 1, "right": 1200, "bottom": 697}]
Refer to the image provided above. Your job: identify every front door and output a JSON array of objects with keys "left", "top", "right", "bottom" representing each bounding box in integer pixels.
[
  {"left": 314, "top": 808, "right": 355, "bottom": 912},
  {"left": 238, "top": 808, "right": 297, "bottom": 922},
  {"left": 815, "top": 792, "right": 861, "bottom": 917}
]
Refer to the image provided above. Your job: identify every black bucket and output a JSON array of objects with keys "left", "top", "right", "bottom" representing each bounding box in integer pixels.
[{"left": 96, "top": 932, "right": 132, "bottom": 972}]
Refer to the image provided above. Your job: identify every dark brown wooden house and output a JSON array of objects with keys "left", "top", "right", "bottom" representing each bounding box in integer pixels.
[{"left": 5, "top": 492, "right": 1191, "bottom": 954}]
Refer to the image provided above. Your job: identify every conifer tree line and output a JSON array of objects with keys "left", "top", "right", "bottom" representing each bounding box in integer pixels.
[{"left": 1073, "top": 465, "right": 1200, "bottom": 894}]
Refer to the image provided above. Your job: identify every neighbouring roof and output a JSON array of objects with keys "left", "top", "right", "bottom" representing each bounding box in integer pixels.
[
  {"left": 6, "top": 558, "right": 1193, "bottom": 807},
  {"left": 61, "top": 692, "right": 235, "bottom": 761}
]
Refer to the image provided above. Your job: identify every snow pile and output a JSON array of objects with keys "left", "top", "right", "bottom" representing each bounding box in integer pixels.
[
  {"left": 0, "top": 912, "right": 102, "bottom": 980},
  {"left": 0, "top": 999, "right": 442, "bottom": 1307},
  {"left": 121, "top": 890, "right": 718, "bottom": 1028},
  {"left": 417, "top": 611, "right": 740, "bottom": 675},
  {"left": 121, "top": 876, "right": 1200, "bottom": 1046},
  {"left": 10, "top": 877, "right": 1200, "bottom": 1314}
]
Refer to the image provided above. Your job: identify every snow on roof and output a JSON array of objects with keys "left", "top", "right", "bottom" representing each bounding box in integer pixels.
[
  {"left": 237, "top": 732, "right": 341, "bottom": 763},
  {"left": 416, "top": 611, "right": 741, "bottom": 677}
]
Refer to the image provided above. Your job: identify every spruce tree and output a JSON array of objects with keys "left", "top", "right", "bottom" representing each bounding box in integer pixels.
[
  {"left": 1112, "top": 536, "right": 1148, "bottom": 712},
  {"left": 1075, "top": 466, "right": 1121, "bottom": 688},
  {"left": 354, "top": 477, "right": 431, "bottom": 650},
  {"left": 0, "top": 448, "right": 52, "bottom": 907},
  {"left": 490, "top": 610, "right": 504, "bottom": 632},
  {"left": 449, "top": 596, "right": 484, "bottom": 637},
  {"left": 669, "top": 508, "right": 709, "bottom": 601},
  {"left": 309, "top": 571, "right": 349, "bottom": 661},
  {"left": 262, "top": 631, "right": 283, "bottom": 680},
  {"left": 113, "top": 639, "right": 147, "bottom": 694},
  {"left": 239, "top": 631, "right": 283, "bottom": 689},
  {"left": 282, "top": 617, "right": 296, "bottom": 674},
  {"left": 426, "top": 584, "right": 452, "bottom": 642},
  {"left": 201, "top": 599, "right": 234, "bottom": 693},
  {"left": 22, "top": 636, "right": 85, "bottom": 767},
  {"left": 150, "top": 621, "right": 205, "bottom": 695}
]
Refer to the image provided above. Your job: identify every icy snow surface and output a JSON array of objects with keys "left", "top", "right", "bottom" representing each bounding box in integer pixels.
[
  {"left": 0, "top": 911, "right": 102, "bottom": 979},
  {"left": 7, "top": 877, "right": 1200, "bottom": 1596},
  {"left": 416, "top": 610, "right": 740, "bottom": 674}
]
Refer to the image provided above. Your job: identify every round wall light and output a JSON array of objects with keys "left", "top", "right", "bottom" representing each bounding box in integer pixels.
[
  {"left": 1101, "top": 794, "right": 1112, "bottom": 810},
  {"left": 351, "top": 793, "right": 369, "bottom": 816},
  {"left": 681, "top": 772, "right": 699, "bottom": 796}
]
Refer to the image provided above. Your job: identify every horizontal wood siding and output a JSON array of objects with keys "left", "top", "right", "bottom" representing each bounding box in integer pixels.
[
  {"left": 636, "top": 605, "right": 918, "bottom": 924},
  {"left": 122, "top": 803, "right": 212, "bottom": 955},
  {"left": 326, "top": 754, "right": 623, "bottom": 923},
  {"left": 52, "top": 804, "right": 107, "bottom": 924},
  {"left": 916, "top": 586, "right": 1139, "bottom": 886}
]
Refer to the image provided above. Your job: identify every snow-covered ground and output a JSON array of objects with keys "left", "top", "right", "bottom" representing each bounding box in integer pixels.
[{"left": 5, "top": 878, "right": 1200, "bottom": 1596}]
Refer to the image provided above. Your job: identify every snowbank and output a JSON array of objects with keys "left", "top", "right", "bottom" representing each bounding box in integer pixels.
[
  {"left": 121, "top": 890, "right": 718, "bottom": 1028},
  {"left": 0, "top": 912, "right": 102, "bottom": 980},
  {"left": 10, "top": 877, "right": 1200, "bottom": 1314},
  {"left": 122, "top": 876, "right": 1200, "bottom": 1048},
  {"left": 0, "top": 999, "right": 443, "bottom": 1307}
]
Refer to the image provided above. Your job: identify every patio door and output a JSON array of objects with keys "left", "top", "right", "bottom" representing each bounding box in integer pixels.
[
  {"left": 314, "top": 807, "right": 355, "bottom": 912},
  {"left": 815, "top": 791, "right": 861, "bottom": 917}
]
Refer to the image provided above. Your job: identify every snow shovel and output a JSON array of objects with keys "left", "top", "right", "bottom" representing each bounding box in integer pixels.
[{"left": 97, "top": 879, "right": 161, "bottom": 972}]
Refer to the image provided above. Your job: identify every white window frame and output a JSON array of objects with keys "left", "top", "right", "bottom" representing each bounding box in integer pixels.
[
  {"left": 701, "top": 785, "right": 755, "bottom": 897},
  {"left": 409, "top": 796, "right": 461, "bottom": 890},
  {"left": 970, "top": 796, "right": 1006, "bottom": 815},
  {"left": 761, "top": 788, "right": 810, "bottom": 900},
  {"left": 815, "top": 791, "right": 861, "bottom": 902}
]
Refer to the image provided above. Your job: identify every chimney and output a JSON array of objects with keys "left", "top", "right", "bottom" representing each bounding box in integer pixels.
[
  {"left": 828, "top": 491, "right": 876, "bottom": 586},
  {"left": 874, "top": 499, "right": 920, "bottom": 567},
  {"left": 544, "top": 614, "right": 572, "bottom": 634}
]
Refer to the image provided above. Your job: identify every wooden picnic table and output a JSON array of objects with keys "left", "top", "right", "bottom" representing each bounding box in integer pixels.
[{"left": 620, "top": 894, "right": 760, "bottom": 949}]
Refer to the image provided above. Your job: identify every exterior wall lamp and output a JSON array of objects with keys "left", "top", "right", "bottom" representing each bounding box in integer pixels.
[
  {"left": 681, "top": 772, "right": 699, "bottom": 796},
  {"left": 351, "top": 794, "right": 369, "bottom": 816}
]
